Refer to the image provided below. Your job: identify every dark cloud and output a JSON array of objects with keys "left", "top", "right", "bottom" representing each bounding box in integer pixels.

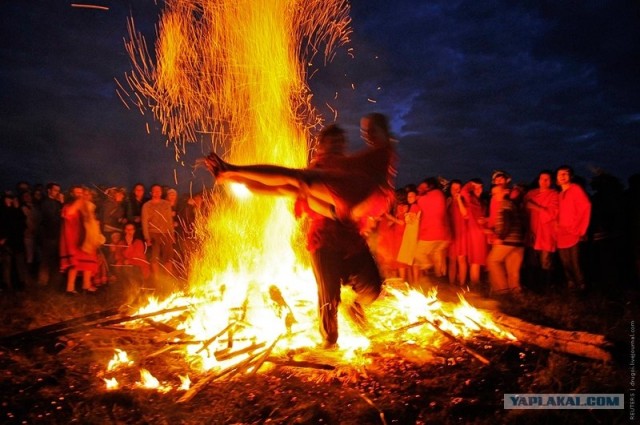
[
  {"left": 1, "top": 0, "right": 638, "bottom": 192},
  {"left": 312, "top": 0, "right": 640, "bottom": 186}
]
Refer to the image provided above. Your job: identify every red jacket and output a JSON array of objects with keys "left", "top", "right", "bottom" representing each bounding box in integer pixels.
[{"left": 557, "top": 184, "right": 591, "bottom": 249}]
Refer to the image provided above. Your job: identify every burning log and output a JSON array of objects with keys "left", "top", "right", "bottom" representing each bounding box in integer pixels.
[
  {"left": 269, "top": 285, "right": 297, "bottom": 334},
  {"left": 215, "top": 341, "right": 267, "bottom": 361},
  {"left": 491, "top": 313, "right": 612, "bottom": 362},
  {"left": 154, "top": 328, "right": 190, "bottom": 343},
  {"left": 196, "top": 322, "right": 239, "bottom": 354},
  {"left": 177, "top": 344, "right": 271, "bottom": 403},
  {"left": 265, "top": 357, "right": 336, "bottom": 371},
  {"left": 0, "top": 307, "right": 122, "bottom": 347},
  {"left": 248, "top": 336, "right": 282, "bottom": 376},
  {"left": 422, "top": 317, "right": 491, "bottom": 365},
  {"left": 368, "top": 319, "right": 430, "bottom": 340},
  {"left": 0, "top": 305, "right": 194, "bottom": 347},
  {"left": 143, "top": 318, "right": 179, "bottom": 334}
]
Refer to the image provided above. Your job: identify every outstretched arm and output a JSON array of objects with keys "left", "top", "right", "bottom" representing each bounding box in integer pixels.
[
  {"left": 205, "top": 152, "right": 303, "bottom": 189},
  {"left": 205, "top": 152, "right": 341, "bottom": 217}
]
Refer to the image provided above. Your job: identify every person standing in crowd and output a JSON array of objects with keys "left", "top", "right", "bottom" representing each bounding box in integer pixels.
[
  {"left": 413, "top": 177, "right": 450, "bottom": 284},
  {"left": 60, "top": 186, "right": 99, "bottom": 294},
  {"left": 396, "top": 185, "right": 420, "bottom": 284},
  {"left": 20, "top": 190, "right": 39, "bottom": 284},
  {"left": 487, "top": 170, "right": 511, "bottom": 244},
  {"left": 486, "top": 184, "right": 526, "bottom": 296},
  {"left": 126, "top": 183, "right": 147, "bottom": 239},
  {"left": 1, "top": 192, "right": 26, "bottom": 291},
  {"left": 115, "top": 222, "right": 151, "bottom": 302},
  {"left": 165, "top": 188, "right": 180, "bottom": 232},
  {"left": 165, "top": 188, "right": 181, "bottom": 260},
  {"left": 176, "top": 192, "right": 204, "bottom": 262},
  {"left": 588, "top": 171, "right": 625, "bottom": 291},
  {"left": 369, "top": 190, "right": 402, "bottom": 279},
  {"left": 37, "top": 183, "right": 63, "bottom": 286},
  {"left": 461, "top": 179, "right": 488, "bottom": 287},
  {"left": 556, "top": 165, "right": 591, "bottom": 292},
  {"left": 624, "top": 173, "right": 640, "bottom": 286},
  {"left": 101, "top": 187, "right": 128, "bottom": 242},
  {"left": 524, "top": 170, "right": 559, "bottom": 291},
  {"left": 447, "top": 179, "right": 469, "bottom": 287},
  {"left": 141, "top": 184, "right": 175, "bottom": 282},
  {"left": 82, "top": 188, "right": 108, "bottom": 287}
]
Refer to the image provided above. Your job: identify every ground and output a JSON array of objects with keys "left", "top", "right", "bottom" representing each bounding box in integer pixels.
[{"left": 0, "top": 277, "right": 634, "bottom": 425}]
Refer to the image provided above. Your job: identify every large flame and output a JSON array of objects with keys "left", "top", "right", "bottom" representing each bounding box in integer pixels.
[
  {"left": 118, "top": 0, "right": 353, "bottom": 370},
  {"left": 122, "top": 0, "right": 350, "bottom": 289},
  {"left": 111, "top": 0, "right": 517, "bottom": 392}
]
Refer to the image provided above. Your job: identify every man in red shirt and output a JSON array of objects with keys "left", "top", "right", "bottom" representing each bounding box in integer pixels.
[{"left": 556, "top": 165, "right": 591, "bottom": 291}]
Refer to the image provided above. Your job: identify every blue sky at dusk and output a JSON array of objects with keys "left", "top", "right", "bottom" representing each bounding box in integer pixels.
[{"left": 1, "top": 1, "right": 639, "bottom": 193}]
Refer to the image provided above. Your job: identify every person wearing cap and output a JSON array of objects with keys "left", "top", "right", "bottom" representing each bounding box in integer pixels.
[
  {"left": 486, "top": 184, "right": 527, "bottom": 296},
  {"left": 487, "top": 170, "right": 512, "bottom": 234}
]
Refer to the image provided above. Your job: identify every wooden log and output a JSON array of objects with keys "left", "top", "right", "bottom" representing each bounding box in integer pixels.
[
  {"left": 491, "top": 312, "right": 612, "bottom": 362},
  {"left": 368, "top": 319, "right": 429, "bottom": 340},
  {"left": 177, "top": 345, "right": 269, "bottom": 403},
  {"left": 0, "top": 307, "right": 122, "bottom": 346},
  {"left": 423, "top": 317, "right": 491, "bottom": 365},
  {"left": 248, "top": 336, "right": 282, "bottom": 376},
  {"left": 154, "top": 328, "right": 190, "bottom": 343},
  {"left": 196, "top": 322, "right": 237, "bottom": 354},
  {"left": 3, "top": 305, "right": 194, "bottom": 346},
  {"left": 265, "top": 357, "right": 336, "bottom": 371},
  {"left": 215, "top": 341, "right": 266, "bottom": 361},
  {"left": 143, "top": 318, "right": 179, "bottom": 334}
]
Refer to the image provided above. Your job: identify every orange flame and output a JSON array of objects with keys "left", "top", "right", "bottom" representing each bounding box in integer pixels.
[
  {"left": 122, "top": 0, "right": 352, "bottom": 361},
  {"left": 179, "top": 375, "right": 191, "bottom": 390},
  {"left": 106, "top": 348, "right": 133, "bottom": 372},
  {"left": 137, "top": 368, "right": 164, "bottom": 391},
  {"left": 104, "top": 377, "right": 119, "bottom": 390},
  {"left": 114, "top": 0, "right": 517, "bottom": 390}
]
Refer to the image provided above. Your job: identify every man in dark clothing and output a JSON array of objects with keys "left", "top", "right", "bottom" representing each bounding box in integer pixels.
[
  {"left": 1, "top": 192, "right": 27, "bottom": 290},
  {"left": 296, "top": 124, "right": 383, "bottom": 348},
  {"left": 37, "top": 183, "right": 62, "bottom": 286},
  {"left": 486, "top": 184, "right": 526, "bottom": 295},
  {"left": 204, "top": 118, "right": 393, "bottom": 349},
  {"left": 306, "top": 214, "right": 382, "bottom": 348}
]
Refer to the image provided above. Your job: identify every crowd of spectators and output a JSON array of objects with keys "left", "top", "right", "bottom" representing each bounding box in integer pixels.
[
  {"left": 0, "top": 166, "right": 638, "bottom": 301},
  {"left": 369, "top": 168, "right": 640, "bottom": 298},
  {"left": 0, "top": 181, "right": 204, "bottom": 298}
]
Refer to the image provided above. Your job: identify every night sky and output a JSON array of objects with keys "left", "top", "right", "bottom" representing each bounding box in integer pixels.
[{"left": 1, "top": 1, "right": 639, "bottom": 194}]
